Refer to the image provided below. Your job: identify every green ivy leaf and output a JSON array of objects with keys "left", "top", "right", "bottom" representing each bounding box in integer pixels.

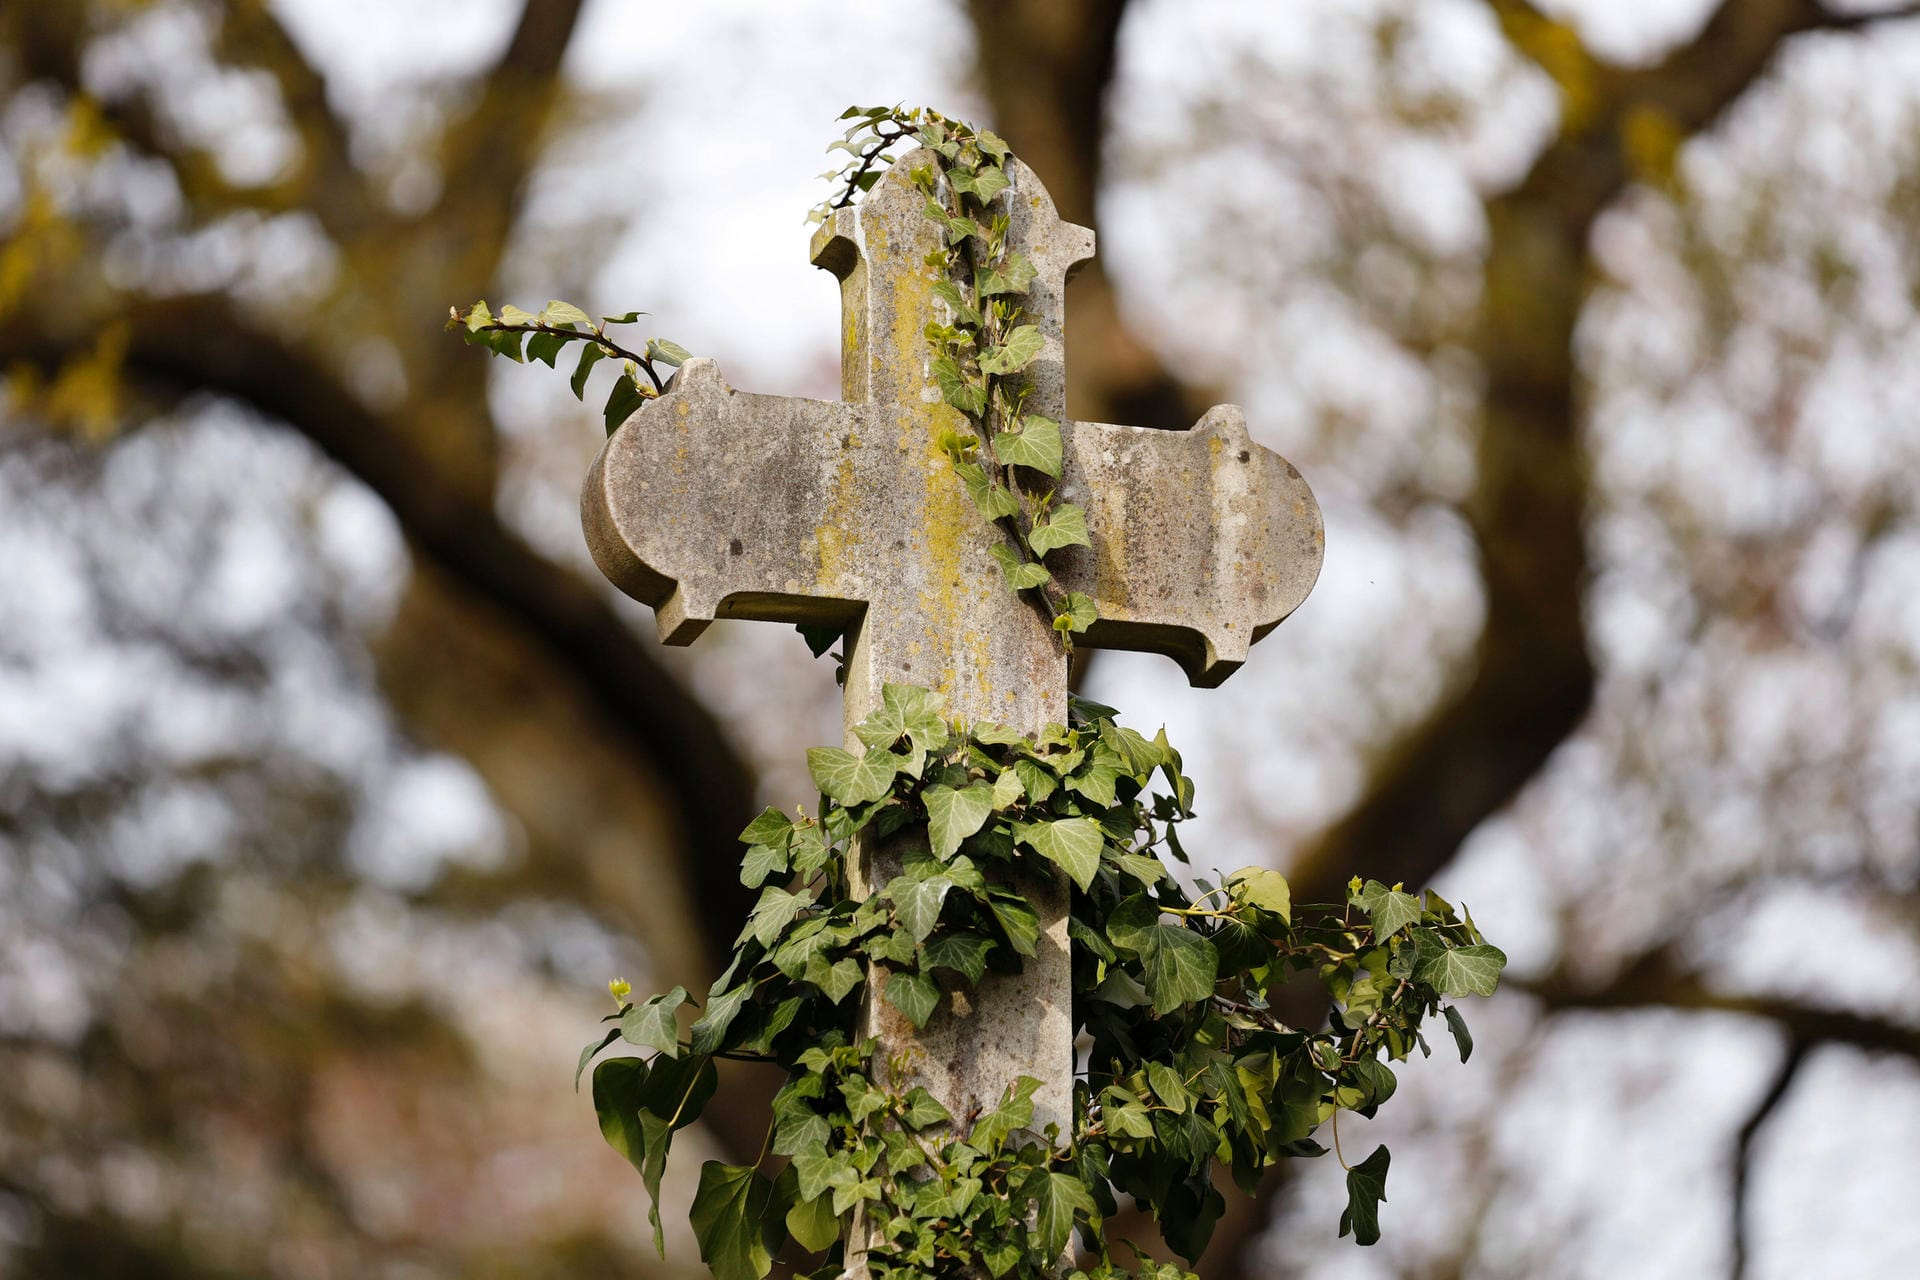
[
  {"left": 980, "top": 252, "right": 1038, "bottom": 296},
  {"left": 989, "top": 543, "right": 1052, "bottom": 590},
  {"left": 574, "top": 1027, "right": 619, "bottom": 1090},
  {"left": 970, "top": 163, "right": 1010, "bottom": 204},
  {"left": 1138, "top": 922, "right": 1219, "bottom": 1015},
  {"left": 1019, "top": 816, "right": 1104, "bottom": 890},
  {"left": 748, "top": 886, "right": 809, "bottom": 948},
  {"left": 933, "top": 355, "right": 987, "bottom": 415},
  {"left": 887, "top": 873, "right": 954, "bottom": 943},
  {"left": 497, "top": 303, "right": 537, "bottom": 325},
  {"left": 1413, "top": 943, "right": 1507, "bottom": 998},
  {"left": 570, "top": 340, "right": 608, "bottom": 399},
  {"left": 1443, "top": 1005, "right": 1473, "bottom": 1063},
  {"left": 526, "top": 329, "right": 566, "bottom": 368},
  {"left": 954, "top": 461, "right": 1021, "bottom": 521},
  {"left": 994, "top": 414, "right": 1063, "bottom": 477},
  {"left": 922, "top": 930, "right": 993, "bottom": 985},
  {"left": 690, "top": 1161, "right": 778, "bottom": 1280},
  {"left": 972, "top": 1076, "right": 1041, "bottom": 1151},
  {"left": 987, "top": 890, "right": 1041, "bottom": 956},
  {"left": 1028, "top": 503, "right": 1091, "bottom": 556},
  {"left": 541, "top": 300, "right": 592, "bottom": 327},
  {"left": 1338, "top": 1145, "right": 1390, "bottom": 1246},
  {"left": 647, "top": 337, "right": 692, "bottom": 367},
  {"left": 900, "top": 1086, "right": 953, "bottom": 1130},
  {"left": 1227, "top": 867, "right": 1292, "bottom": 923},
  {"left": 691, "top": 984, "right": 750, "bottom": 1056},
  {"left": 1023, "top": 1169, "right": 1096, "bottom": 1259},
  {"left": 930, "top": 279, "right": 982, "bottom": 329},
  {"left": 884, "top": 968, "right": 941, "bottom": 1028},
  {"left": 991, "top": 767, "right": 1025, "bottom": 809},
  {"left": 604, "top": 373, "right": 647, "bottom": 434},
  {"left": 739, "top": 807, "right": 795, "bottom": 850},
  {"left": 925, "top": 783, "right": 995, "bottom": 858},
  {"left": 978, "top": 324, "right": 1043, "bottom": 375},
  {"left": 786, "top": 1191, "right": 840, "bottom": 1253},
  {"left": 855, "top": 682, "right": 950, "bottom": 754},
  {"left": 620, "top": 986, "right": 687, "bottom": 1057},
  {"left": 977, "top": 130, "right": 1011, "bottom": 162},
  {"left": 1145, "top": 1061, "right": 1190, "bottom": 1112},
  {"left": 1360, "top": 880, "right": 1423, "bottom": 939},
  {"left": 806, "top": 745, "right": 897, "bottom": 805}
]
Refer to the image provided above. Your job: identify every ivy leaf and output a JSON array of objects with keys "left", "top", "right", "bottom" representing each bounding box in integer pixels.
[
  {"left": 748, "top": 886, "right": 809, "bottom": 948},
  {"left": 1011, "top": 758, "right": 1057, "bottom": 803},
  {"left": 604, "top": 373, "right": 647, "bottom": 435},
  {"left": 690, "top": 1161, "right": 778, "bottom": 1280},
  {"left": 1363, "top": 882, "right": 1423, "bottom": 939},
  {"left": 981, "top": 252, "right": 1038, "bottom": 296},
  {"left": 526, "top": 329, "right": 567, "bottom": 368},
  {"left": 806, "top": 745, "right": 897, "bottom": 804},
  {"left": 739, "top": 807, "right": 795, "bottom": 850},
  {"left": 978, "top": 324, "right": 1043, "bottom": 375},
  {"left": 970, "top": 164, "right": 1010, "bottom": 204},
  {"left": 1443, "top": 1005, "right": 1474, "bottom": 1062},
  {"left": 987, "top": 890, "right": 1040, "bottom": 956},
  {"left": 994, "top": 414, "right": 1063, "bottom": 477},
  {"left": 1028, "top": 503, "right": 1092, "bottom": 556},
  {"left": 954, "top": 460, "right": 1021, "bottom": 521},
  {"left": 570, "top": 340, "right": 608, "bottom": 400},
  {"left": 574, "top": 1027, "right": 619, "bottom": 1090},
  {"left": 925, "top": 783, "right": 996, "bottom": 858},
  {"left": 691, "top": 983, "right": 750, "bottom": 1056},
  {"left": 1054, "top": 591, "right": 1098, "bottom": 635},
  {"left": 1338, "top": 1145, "right": 1390, "bottom": 1246},
  {"left": 1145, "top": 1061, "right": 1190, "bottom": 1112},
  {"left": 989, "top": 544, "right": 1052, "bottom": 590},
  {"left": 1138, "top": 923, "right": 1219, "bottom": 1014},
  {"left": 1413, "top": 943, "right": 1507, "bottom": 998},
  {"left": 1064, "top": 753, "right": 1123, "bottom": 807},
  {"left": 497, "top": 303, "right": 537, "bottom": 325},
  {"left": 541, "top": 299, "right": 591, "bottom": 327},
  {"left": 740, "top": 842, "right": 787, "bottom": 888},
  {"left": 856, "top": 682, "right": 950, "bottom": 753},
  {"left": 972, "top": 1076, "right": 1041, "bottom": 1151},
  {"left": 887, "top": 873, "right": 954, "bottom": 943},
  {"left": 786, "top": 1192, "right": 839, "bottom": 1253},
  {"left": 804, "top": 953, "right": 864, "bottom": 1004},
  {"left": 933, "top": 355, "right": 987, "bottom": 415},
  {"left": 1227, "top": 867, "right": 1292, "bottom": 923},
  {"left": 977, "top": 129, "right": 1011, "bottom": 162},
  {"left": 923, "top": 930, "right": 993, "bottom": 985},
  {"left": 884, "top": 968, "right": 941, "bottom": 1028},
  {"left": 931, "top": 279, "right": 981, "bottom": 329},
  {"left": 1019, "top": 817, "right": 1104, "bottom": 890},
  {"left": 900, "top": 1086, "right": 953, "bottom": 1130},
  {"left": 602, "top": 310, "right": 648, "bottom": 324},
  {"left": 647, "top": 337, "right": 693, "bottom": 366},
  {"left": 1023, "top": 1169, "right": 1096, "bottom": 1259},
  {"left": 620, "top": 986, "right": 687, "bottom": 1058},
  {"left": 991, "top": 767, "right": 1025, "bottom": 809}
]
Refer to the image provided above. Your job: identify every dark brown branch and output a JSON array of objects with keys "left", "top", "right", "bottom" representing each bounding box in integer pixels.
[
  {"left": 1731, "top": 1040, "right": 1809, "bottom": 1280},
  {"left": 0, "top": 296, "right": 761, "bottom": 977}
]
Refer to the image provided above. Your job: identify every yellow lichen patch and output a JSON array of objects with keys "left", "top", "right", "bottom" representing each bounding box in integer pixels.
[
  {"left": 815, "top": 427, "right": 862, "bottom": 592},
  {"left": 1092, "top": 482, "right": 1130, "bottom": 616}
]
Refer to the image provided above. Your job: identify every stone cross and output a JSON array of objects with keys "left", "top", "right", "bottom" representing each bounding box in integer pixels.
[{"left": 582, "top": 151, "right": 1322, "bottom": 1158}]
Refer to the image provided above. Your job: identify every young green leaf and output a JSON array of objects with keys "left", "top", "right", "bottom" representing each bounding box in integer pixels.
[
  {"left": 954, "top": 461, "right": 1021, "bottom": 520},
  {"left": 978, "top": 324, "right": 1043, "bottom": 375},
  {"left": 541, "top": 300, "right": 592, "bottom": 326},
  {"left": 1227, "top": 867, "right": 1292, "bottom": 923},
  {"left": 932, "top": 355, "right": 987, "bottom": 415},
  {"left": 989, "top": 543, "right": 1052, "bottom": 590},
  {"left": 1028, "top": 503, "right": 1091, "bottom": 556},
  {"left": 980, "top": 252, "right": 1038, "bottom": 296},
  {"left": 993, "top": 414, "right": 1063, "bottom": 477},
  {"left": 647, "top": 337, "right": 693, "bottom": 366},
  {"left": 785, "top": 1192, "right": 840, "bottom": 1253},
  {"left": 604, "top": 374, "right": 647, "bottom": 435},
  {"left": 1056, "top": 591, "right": 1098, "bottom": 634}
]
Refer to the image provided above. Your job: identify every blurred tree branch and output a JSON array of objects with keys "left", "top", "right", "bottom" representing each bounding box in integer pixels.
[{"left": 1730, "top": 1040, "right": 1809, "bottom": 1280}]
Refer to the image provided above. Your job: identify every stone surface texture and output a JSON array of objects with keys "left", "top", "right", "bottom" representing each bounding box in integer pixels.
[{"left": 580, "top": 146, "right": 1324, "bottom": 1221}]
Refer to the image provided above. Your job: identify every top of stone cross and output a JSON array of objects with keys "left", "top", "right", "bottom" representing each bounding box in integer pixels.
[{"left": 582, "top": 148, "right": 1323, "bottom": 709}]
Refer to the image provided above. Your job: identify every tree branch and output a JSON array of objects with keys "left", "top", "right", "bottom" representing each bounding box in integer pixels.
[
  {"left": 1731, "top": 1040, "right": 1809, "bottom": 1280},
  {"left": 0, "top": 296, "right": 761, "bottom": 977}
]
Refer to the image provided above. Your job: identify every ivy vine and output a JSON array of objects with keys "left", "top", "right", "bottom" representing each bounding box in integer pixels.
[
  {"left": 448, "top": 107, "right": 1506, "bottom": 1280},
  {"left": 578, "top": 686, "right": 1505, "bottom": 1279}
]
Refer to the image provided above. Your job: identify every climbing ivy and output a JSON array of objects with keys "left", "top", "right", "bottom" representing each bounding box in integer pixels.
[
  {"left": 577, "top": 686, "right": 1504, "bottom": 1278},
  {"left": 451, "top": 108, "right": 1505, "bottom": 1279}
]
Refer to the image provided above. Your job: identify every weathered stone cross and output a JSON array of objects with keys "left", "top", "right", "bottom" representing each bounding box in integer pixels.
[{"left": 582, "top": 151, "right": 1322, "bottom": 1152}]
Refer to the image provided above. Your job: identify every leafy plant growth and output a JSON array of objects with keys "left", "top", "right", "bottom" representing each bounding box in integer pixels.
[{"left": 451, "top": 108, "right": 1504, "bottom": 1280}]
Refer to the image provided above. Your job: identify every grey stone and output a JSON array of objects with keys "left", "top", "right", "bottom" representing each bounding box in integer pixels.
[{"left": 580, "top": 146, "right": 1323, "bottom": 1257}]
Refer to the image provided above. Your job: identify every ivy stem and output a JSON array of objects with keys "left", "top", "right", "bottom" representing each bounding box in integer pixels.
[
  {"left": 1330, "top": 1106, "right": 1351, "bottom": 1172},
  {"left": 476, "top": 321, "right": 669, "bottom": 393}
]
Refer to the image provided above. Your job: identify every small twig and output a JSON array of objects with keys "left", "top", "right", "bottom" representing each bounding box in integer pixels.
[{"left": 476, "top": 321, "right": 669, "bottom": 393}]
